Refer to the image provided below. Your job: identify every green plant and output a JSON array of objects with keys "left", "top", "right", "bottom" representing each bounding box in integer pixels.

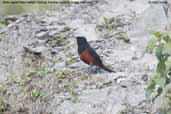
[
  {"left": 146, "top": 30, "right": 171, "bottom": 113},
  {"left": 96, "top": 17, "right": 115, "bottom": 31},
  {"left": 103, "top": 17, "right": 114, "bottom": 31},
  {"left": 0, "top": 22, "right": 7, "bottom": 29},
  {"left": 37, "top": 65, "right": 52, "bottom": 77},
  {"left": 96, "top": 16, "right": 130, "bottom": 43},
  {"left": 49, "top": 32, "right": 69, "bottom": 47},
  {"left": 31, "top": 88, "right": 45, "bottom": 100},
  {"left": 56, "top": 71, "right": 67, "bottom": 79},
  {"left": 0, "top": 96, "right": 6, "bottom": 113},
  {"left": 64, "top": 82, "right": 79, "bottom": 103},
  {"left": 115, "top": 32, "right": 130, "bottom": 43},
  {"left": 0, "top": 19, "right": 7, "bottom": 29},
  {"left": 65, "top": 57, "right": 77, "bottom": 65}
]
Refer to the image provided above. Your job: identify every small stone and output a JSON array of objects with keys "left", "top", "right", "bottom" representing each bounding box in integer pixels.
[
  {"left": 35, "top": 31, "right": 49, "bottom": 39},
  {"left": 5, "top": 15, "right": 18, "bottom": 23},
  {"left": 131, "top": 56, "right": 138, "bottom": 60},
  {"left": 53, "top": 62, "right": 65, "bottom": 70},
  {"left": 49, "top": 30, "right": 58, "bottom": 37},
  {"left": 24, "top": 45, "right": 46, "bottom": 54}
]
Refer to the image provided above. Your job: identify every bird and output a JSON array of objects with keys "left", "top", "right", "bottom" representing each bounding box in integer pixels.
[{"left": 76, "top": 36, "right": 115, "bottom": 73}]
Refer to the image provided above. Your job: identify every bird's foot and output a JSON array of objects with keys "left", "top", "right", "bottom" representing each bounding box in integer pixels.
[{"left": 87, "top": 66, "right": 102, "bottom": 74}]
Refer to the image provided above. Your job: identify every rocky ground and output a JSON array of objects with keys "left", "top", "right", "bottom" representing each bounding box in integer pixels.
[{"left": 0, "top": 0, "right": 169, "bottom": 114}]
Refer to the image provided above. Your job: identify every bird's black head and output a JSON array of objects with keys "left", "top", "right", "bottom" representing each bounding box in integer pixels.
[
  {"left": 76, "top": 36, "right": 89, "bottom": 54},
  {"left": 76, "top": 36, "right": 88, "bottom": 45}
]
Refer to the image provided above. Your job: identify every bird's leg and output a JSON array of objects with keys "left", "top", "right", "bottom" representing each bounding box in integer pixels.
[
  {"left": 96, "top": 66, "right": 100, "bottom": 72},
  {"left": 91, "top": 65, "right": 98, "bottom": 73},
  {"left": 87, "top": 65, "right": 93, "bottom": 90},
  {"left": 87, "top": 65, "right": 92, "bottom": 73},
  {"left": 94, "top": 66, "right": 101, "bottom": 73}
]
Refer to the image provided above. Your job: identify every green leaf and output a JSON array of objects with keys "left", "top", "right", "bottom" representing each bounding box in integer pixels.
[
  {"left": 153, "top": 73, "right": 165, "bottom": 87},
  {"left": 155, "top": 87, "right": 163, "bottom": 98},
  {"left": 103, "top": 17, "right": 109, "bottom": 25},
  {"left": 166, "top": 59, "right": 171, "bottom": 73},
  {"left": 148, "top": 30, "right": 162, "bottom": 38},
  {"left": 156, "top": 77, "right": 166, "bottom": 88},
  {"left": 166, "top": 77, "right": 171, "bottom": 85},
  {"left": 163, "top": 35, "right": 171, "bottom": 43},
  {"left": 38, "top": 70, "right": 46, "bottom": 77},
  {"left": 31, "top": 89, "right": 41, "bottom": 98},
  {"left": 0, "top": 23, "right": 7, "bottom": 29},
  {"left": 157, "top": 61, "right": 166, "bottom": 75},
  {"left": 146, "top": 38, "right": 157, "bottom": 53},
  {"left": 57, "top": 72, "right": 66, "bottom": 79},
  {"left": 164, "top": 92, "right": 171, "bottom": 111},
  {"left": 164, "top": 42, "right": 171, "bottom": 56},
  {"left": 146, "top": 79, "right": 156, "bottom": 99},
  {"left": 167, "top": 112, "right": 171, "bottom": 114},
  {"left": 155, "top": 46, "right": 163, "bottom": 61}
]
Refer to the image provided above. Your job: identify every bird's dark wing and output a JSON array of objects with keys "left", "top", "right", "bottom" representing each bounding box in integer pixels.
[
  {"left": 87, "top": 44, "right": 102, "bottom": 65},
  {"left": 88, "top": 45, "right": 115, "bottom": 72}
]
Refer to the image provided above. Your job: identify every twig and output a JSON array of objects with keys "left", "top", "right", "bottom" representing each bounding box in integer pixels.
[{"left": 163, "top": 0, "right": 171, "bottom": 31}]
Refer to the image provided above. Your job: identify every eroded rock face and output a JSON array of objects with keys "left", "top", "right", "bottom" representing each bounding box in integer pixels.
[{"left": 0, "top": 0, "right": 170, "bottom": 114}]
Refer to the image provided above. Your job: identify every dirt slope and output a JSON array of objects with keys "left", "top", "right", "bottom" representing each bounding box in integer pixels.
[{"left": 0, "top": 0, "right": 168, "bottom": 114}]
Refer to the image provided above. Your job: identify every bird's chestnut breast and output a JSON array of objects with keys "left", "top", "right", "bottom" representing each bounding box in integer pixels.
[{"left": 79, "top": 49, "right": 97, "bottom": 65}]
